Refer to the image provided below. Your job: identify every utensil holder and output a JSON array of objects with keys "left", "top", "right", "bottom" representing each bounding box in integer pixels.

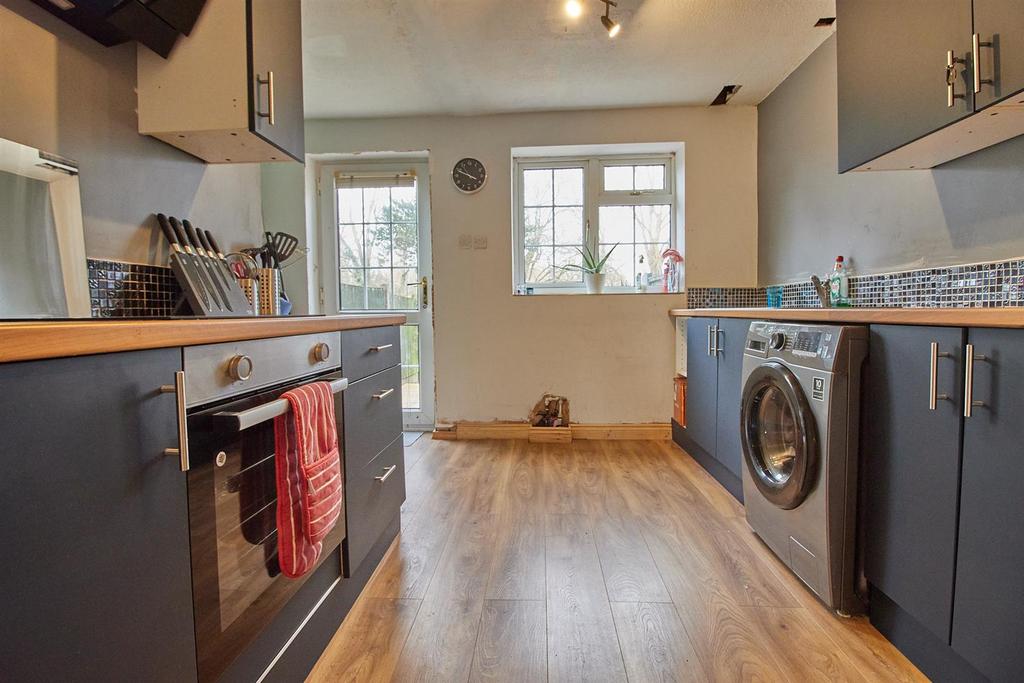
[
  {"left": 257, "top": 268, "right": 281, "bottom": 316},
  {"left": 239, "top": 278, "right": 259, "bottom": 315}
]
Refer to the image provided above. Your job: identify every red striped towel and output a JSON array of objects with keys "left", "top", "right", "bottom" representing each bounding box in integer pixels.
[{"left": 274, "top": 382, "right": 343, "bottom": 578}]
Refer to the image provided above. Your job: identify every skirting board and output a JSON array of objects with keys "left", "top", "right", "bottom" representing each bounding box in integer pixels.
[{"left": 433, "top": 422, "right": 671, "bottom": 441}]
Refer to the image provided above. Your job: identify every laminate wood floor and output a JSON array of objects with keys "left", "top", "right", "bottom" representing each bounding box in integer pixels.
[{"left": 308, "top": 439, "right": 926, "bottom": 682}]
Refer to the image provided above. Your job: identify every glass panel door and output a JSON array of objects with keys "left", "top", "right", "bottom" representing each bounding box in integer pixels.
[{"left": 320, "top": 160, "right": 434, "bottom": 429}]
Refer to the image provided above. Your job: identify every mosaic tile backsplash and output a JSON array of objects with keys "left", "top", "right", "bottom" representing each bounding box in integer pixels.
[
  {"left": 88, "top": 259, "right": 181, "bottom": 318},
  {"left": 686, "top": 258, "right": 1024, "bottom": 310}
]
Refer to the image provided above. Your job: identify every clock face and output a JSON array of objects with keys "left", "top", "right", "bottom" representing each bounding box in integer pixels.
[{"left": 452, "top": 157, "right": 487, "bottom": 194}]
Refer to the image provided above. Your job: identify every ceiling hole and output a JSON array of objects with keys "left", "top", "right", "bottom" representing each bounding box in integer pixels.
[{"left": 815, "top": 17, "right": 836, "bottom": 27}]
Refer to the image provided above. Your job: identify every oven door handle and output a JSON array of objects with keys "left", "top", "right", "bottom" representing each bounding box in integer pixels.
[{"left": 214, "top": 377, "right": 349, "bottom": 431}]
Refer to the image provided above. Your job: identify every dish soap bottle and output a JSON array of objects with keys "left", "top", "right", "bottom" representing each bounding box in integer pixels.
[
  {"left": 829, "top": 255, "right": 850, "bottom": 307},
  {"left": 635, "top": 254, "right": 649, "bottom": 292}
]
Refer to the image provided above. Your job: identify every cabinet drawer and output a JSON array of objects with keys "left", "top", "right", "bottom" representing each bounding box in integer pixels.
[
  {"left": 343, "top": 365, "right": 403, "bottom": 472},
  {"left": 341, "top": 325, "right": 401, "bottom": 383},
  {"left": 344, "top": 436, "right": 405, "bottom": 575}
]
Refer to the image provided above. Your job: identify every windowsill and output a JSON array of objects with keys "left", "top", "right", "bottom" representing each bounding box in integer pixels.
[{"left": 512, "top": 288, "right": 686, "bottom": 297}]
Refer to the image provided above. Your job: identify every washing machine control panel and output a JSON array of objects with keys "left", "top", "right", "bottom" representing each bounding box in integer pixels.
[{"left": 745, "top": 322, "right": 841, "bottom": 367}]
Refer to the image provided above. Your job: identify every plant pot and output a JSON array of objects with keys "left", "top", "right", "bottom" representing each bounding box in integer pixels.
[{"left": 584, "top": 272, "right": 606, "bottom": 294}]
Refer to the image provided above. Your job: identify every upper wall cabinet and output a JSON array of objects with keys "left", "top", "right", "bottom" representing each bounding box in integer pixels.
[
  {"left": 837, "top": 0, "right": 1024, "bottom": 172},
  {"left": 137, "top": 0, "right": 304, "bottom": 164}
]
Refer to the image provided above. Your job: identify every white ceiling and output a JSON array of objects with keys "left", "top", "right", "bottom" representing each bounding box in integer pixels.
[{"left": 302, "top": 0, "right": 836, "bottom": 119}]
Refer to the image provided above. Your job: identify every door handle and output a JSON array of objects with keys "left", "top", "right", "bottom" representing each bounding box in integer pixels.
[
  {"left": 963, "top": 344, "right": 988, "bottom": 418},
  {"left": 946, "top": 51, "right": 966, "bottom": 108},
  {"left": 973, "top": 33, "right": 993, "bottom": 94},
  {"left": 928, "top": 342, "right": 952, "bottom": 410},
  {"left": 256, "top": 71, "right": 275, "bottom": 125},
  {"left": 373, "top": 387, "right": 396, "bottom": 400},
  {"left": 159, "top": 371, "right": 190, "bottom": 472},
  {"left": 407, "top": 276, "right": 429, "bottom": 308}
]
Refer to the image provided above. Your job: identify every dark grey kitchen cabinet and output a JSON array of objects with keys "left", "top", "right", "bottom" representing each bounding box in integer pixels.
[
  {"left": 248, "top": 0, "right": 305, "bottom": 161},
  {"left": 836, "top": 0, "right": 975, "bottom": 173},
  {"left": 973, "top": 0, "right": 1024, "bottom": 109},
  {"left": 680, "top": 317, "right": 749, "bottom": 499},
  {"left": 862, "top": 325, "right": 965, "bottom": 643},
  {"left": 0, "top": 349, "right": 196, "bottom": 682},
  {"left": 684, "top": 317, "right": 719, "bottom": 457},
  {"left": 951, "top": 327, "right": 1024, "bottom": 681},
  {"left": 714, "top": 318, "right": 749, "bottom": 478}
]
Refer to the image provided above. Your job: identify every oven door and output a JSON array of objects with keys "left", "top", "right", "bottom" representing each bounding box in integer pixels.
[{"left": 186, "top": 372, "right": 346, "bottom": 683}]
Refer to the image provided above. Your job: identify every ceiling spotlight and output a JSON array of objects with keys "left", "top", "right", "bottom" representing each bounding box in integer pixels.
[
  {"left": 565, "top": 0, "right": 583, "bottom": 18},
  {"left": 600, "top": 0, "right": 621, "bottom": 37}
]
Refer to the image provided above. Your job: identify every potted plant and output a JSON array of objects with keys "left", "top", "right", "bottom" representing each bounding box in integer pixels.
[{"left": 561, "top": 243, "right": 618, "bottom": 294}]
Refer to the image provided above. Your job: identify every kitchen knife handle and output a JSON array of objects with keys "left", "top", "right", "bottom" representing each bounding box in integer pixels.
[
  {"left": 205, "top": 230, "right": 224, "bottom": 256},
  {"left": 157, "top": 213, "right": 180, "bottom": 249},
  {"left": 195, "top": 228, "right": 217, "bottom": 255},
  {"left": 182, "top": 220, "right": 205, "bottom": 253},
  {"left": 169, "top": 217, "right": 193, "bottom": 253}
]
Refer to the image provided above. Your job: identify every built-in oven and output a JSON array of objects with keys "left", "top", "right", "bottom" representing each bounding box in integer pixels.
[{"left": 179, "top": 333, "right": 347, "bottom": 682}]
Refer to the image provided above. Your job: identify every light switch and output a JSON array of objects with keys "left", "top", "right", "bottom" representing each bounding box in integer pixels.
[
  {"left": 458, "top": 234, "right": 473, "bottom": 249},
  {"left": 473, "top": 235, "right": 488, "bottom": 250}
]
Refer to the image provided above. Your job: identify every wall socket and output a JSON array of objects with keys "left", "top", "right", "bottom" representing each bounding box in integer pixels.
[
  {"left": 458, "top": 234, "right": 473, "bottom": 249},
  {"left": 472, "top": 235, "right": 488, "bottom": 250}
]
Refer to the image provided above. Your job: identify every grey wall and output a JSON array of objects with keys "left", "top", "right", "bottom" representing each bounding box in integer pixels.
[
  {"left": 758, "top": 35, "right": 1024, "bottom": 285},
  {"left": 0, "top": 0, "right": 267, "bottom": 264}
]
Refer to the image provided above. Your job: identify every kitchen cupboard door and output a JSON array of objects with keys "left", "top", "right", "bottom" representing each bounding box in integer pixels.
[
  {"left": 952, "top": 327, "right": 1024, "bottom": 681},
  {"left": 973, "top": 0, "right": 1024, "bottom": 109},
  {"left": 714, "top": 318, "right": 750, "bottom": 478},
  {"left": 0, "top": 350, "right": 196, "bottom": 682},
  {"left": 249, "top": 0, "right": 305, "bottom": 161},
  {"left": 836, "top": 0, "right": 974, "bottom": 172},
  {"left": 685, "top": 317, "right": 719, "bottom": 458},
  {"left": 862, "top": 325, "right": 964, "bottom": 644}
]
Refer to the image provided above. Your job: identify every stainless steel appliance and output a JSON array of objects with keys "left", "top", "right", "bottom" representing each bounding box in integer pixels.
[
  {"left": 170, "top": 332, "right": 347, "bottom": 682},
  {"left": 0, "top": 136, "right": 89, "bottom": 318},
  {"left": 739, "top": 322, "right": 868, "bottom": 614}
]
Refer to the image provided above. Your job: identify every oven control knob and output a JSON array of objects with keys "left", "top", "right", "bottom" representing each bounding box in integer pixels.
[
  {"left": 227, "top": 354, "right": 254, "bottom": 381},
  {"left": 313, "top": 342, "right": 331, "bottom": 363},
  {"left": 769, "top": 332, "right": 787, "bottom": 350}
]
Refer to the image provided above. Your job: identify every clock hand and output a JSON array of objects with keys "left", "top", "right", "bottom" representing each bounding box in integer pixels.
[{"left": 457, "top": 169, "right": 477, "bottom": 180}]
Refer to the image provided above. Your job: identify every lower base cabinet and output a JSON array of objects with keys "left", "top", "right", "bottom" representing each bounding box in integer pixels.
[{"left": 865, "top": 324, "right": 1024, "bottom": 681}]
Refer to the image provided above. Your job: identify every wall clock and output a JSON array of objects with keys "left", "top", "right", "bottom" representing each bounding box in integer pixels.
[{"left": 452, "top": 157, "right": 487, "bottom": 194}]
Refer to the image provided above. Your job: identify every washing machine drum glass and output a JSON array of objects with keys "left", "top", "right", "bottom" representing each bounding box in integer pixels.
[{"left": 741, "top": 362, "right": 819, "bottom": 510}]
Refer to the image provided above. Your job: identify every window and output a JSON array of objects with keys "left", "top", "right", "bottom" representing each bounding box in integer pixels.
[{"left": 513, "top": 152, "right": 679, "bottom": 293}]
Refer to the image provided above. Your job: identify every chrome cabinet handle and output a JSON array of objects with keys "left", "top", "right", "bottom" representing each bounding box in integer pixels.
[
  {"left": 706, "top": 325, "right": 713, "bottom": 356},
  {"left": 963, "top": 344, "right": 988, "bottom": 418},
  {"left": 256, "top": 71, "right": 275, "bottom": 125},
  {"left": 160, "top": 371, "right": 190, "bottom": 472},
  {"left": 946, "top": 51, "right": 966, "bottom": 108},
  {"left": 374, "top": 465, "right": 398, "bottom": 482},
  {"left": 373, "top": 387, "right": 395, "bottom": 400},
  {"left": 928, "top": 342, "right": 952, "bottom": 410},
  {"left": 715, "top": 327, "right": 723, "bottom": 356},
  {"left": 370, "top": 343, "right": 394, "bottom": 352},
  {"left": 973, "top": 33, "right": 993, "bottom": 94}
]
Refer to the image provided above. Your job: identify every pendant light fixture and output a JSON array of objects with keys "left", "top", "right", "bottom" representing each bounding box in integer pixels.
[{"left": 600, "top": 0, "right": 621, "bottom": 37}]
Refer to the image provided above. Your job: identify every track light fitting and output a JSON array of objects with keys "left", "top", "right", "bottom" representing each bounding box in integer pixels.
[{"left": 600, "top": 0, "right": 621, "bottom": 38}]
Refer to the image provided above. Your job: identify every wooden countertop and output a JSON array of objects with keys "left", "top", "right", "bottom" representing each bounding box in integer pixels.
[
  {"left": 670, "top": 307, "right": 1024, "bottom": 328},
  {"left": 0, "top": 314, "right": 407, "bottom": 363}
]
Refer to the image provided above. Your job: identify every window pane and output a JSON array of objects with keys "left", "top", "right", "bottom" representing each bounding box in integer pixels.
[
  {"left": 338, "top": 223, "right": 364, "bottom": 268},
  {"left": 554, "top": 206, "right": 583, "bottom": 245},
  {"left": 553, "top": 246, "right": 583, "bottom": 283},
  {"left": 339, "top": 269, "right": 365, "bottom": 310},
  {"left": 638, "top": 243, "right": 670, "bottom": 288},
  {"left": 337, "top": 188, "right": 363, "bottom": 223},
  {"left": 392, "top": 223, "right": 418, "bottom": 267},
  {"left": 634, "top": 165, "right": 665, "bottom": 191},
  {"left": 390, "top": 186, "right": 417, "bottom": 221},
  {"left": 553, "top": 168, "right": 584, "bottom": 205},
  {"left": 362, "top": 187, "right": 391, "bottom": 222},
  {"left": 523, "top": 169, "right": 553, "bottom": 206},
  {"left": 635, "top": 204, "right": 671, "bottom": 243},
  {"left": 400, "top": 324, "right": 420, "bottom": 410},
  {"left": 599, "top": 206, "right": 634, "bottom": 243},
  {"left": 366, "top": 224, "right": 391, "bottom": 268},
  {"left": 524, "top": 246, "right": 554, "bottom": 283},
  {"left": 603, "top": 165, "right": 633, "bottom": 191},
  {"left": 393, "top": 268, "right": 418, "bottom": 310},
  {"left": 366, "top": 268, "right": 391, "bottom": 309},
  {"left": 600, "top": 243, "right": 633, "bottom": 287},
  {"left": 524, "top": 207, "right": 553, "bottom": 246}
]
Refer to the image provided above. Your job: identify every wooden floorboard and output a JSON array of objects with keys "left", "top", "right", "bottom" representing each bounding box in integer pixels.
[{"left": 309, "top": 439, "right": 925, "bottom": 682}]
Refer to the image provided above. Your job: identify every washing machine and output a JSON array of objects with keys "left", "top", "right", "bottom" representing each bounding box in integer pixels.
[{"left": 739, "top": 322, "right": 868, "bottom": 615}]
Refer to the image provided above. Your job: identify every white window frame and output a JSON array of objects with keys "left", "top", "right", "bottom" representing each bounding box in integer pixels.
[{"left": 512, "top": 152, "right": 679, "bottom": 293}]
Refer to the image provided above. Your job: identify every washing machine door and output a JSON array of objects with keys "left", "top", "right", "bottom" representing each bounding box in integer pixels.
[{"left": 740, "top": 362, "right": 819, "bottom": 510}]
